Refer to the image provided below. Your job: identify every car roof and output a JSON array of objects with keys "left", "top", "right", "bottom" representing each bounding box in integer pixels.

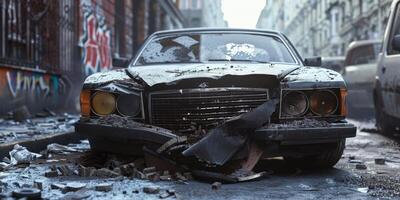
[
  {"left": 150, "top": 28, "right": 284, "bottom": 37},
  {"left": 347, "top": 40, "right": 382, "bottom": 50}
]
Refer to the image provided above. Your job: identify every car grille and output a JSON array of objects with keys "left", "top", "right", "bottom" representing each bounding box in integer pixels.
[{"left": 149, "top": 88, "right": 269, "bottom": 132}]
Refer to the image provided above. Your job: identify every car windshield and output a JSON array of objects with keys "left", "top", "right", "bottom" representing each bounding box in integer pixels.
[
  {"left": 134, "top": 33, "right": 296, "bottom": 65},
  {"left": 345, "top": 43, "right": 382, "bottom": 66}
]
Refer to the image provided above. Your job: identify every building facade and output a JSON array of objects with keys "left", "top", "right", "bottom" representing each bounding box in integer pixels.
[
  {"left": 257, "top": 0, "right": 392, "bottom": 58},
  {"left": 179, "top": 0, "right": 227, "bottom": 27},
  {"left": 0, "top": 0, "right": 185, "bottom": 116}
]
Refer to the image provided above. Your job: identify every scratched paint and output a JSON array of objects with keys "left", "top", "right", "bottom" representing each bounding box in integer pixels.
[{"left": 79, "top": 0, "right": 112, "bottom": 76}]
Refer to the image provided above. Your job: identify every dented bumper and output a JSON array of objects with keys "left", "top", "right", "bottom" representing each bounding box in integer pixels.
[
  {"left": 253, "top": 122, "right": 356, "bottom": 145},
  {"left": 76, "top": 118, "right": 356, "bottom": 152}
]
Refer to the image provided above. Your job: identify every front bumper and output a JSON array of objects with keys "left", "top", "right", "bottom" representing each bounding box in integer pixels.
[
  {"left": 76, "top": 119, "right": 356, "bottom": 147},
  {"left": 253, "top": 122, "right": 356, "bottom": 145}
]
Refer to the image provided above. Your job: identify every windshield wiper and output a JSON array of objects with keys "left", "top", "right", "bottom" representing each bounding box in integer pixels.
[{"left": 207, "top": 59, "right": 270, "bottom": 64}]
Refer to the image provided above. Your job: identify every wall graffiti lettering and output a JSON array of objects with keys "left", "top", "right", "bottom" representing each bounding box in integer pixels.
[
  {"left": 79, "top": 0, "right": 112, "bottom": 76},
  {"left": 3, "top": 69, "right": 64, "bottom": 99}
]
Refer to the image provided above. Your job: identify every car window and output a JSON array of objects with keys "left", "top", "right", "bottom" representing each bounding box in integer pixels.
[
  {"left": 346, "top": 43, "right": 382, "bottom": 66},
  {"left": 134, "top": 33, "right": 296, "bottom": 65},
  {"left": 388, "top": 2, "right": 400, "bottom": 55}
]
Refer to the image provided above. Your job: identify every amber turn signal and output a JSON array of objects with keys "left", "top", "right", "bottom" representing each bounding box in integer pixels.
[
  {"left": 91, "top": 91, "right": 116, "bottom": 116},
  {"left": 80, "top": 90, "right": 91, "bottom": 117},
  {"left": 339, "top": 88, "right": 348, "bottom": 117}
]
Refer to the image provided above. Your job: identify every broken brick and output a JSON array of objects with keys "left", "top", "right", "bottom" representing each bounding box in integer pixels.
[
  {"left": 133, "top": 169, "right": 146, "bottom": 179},
  {"left": 95, "top": 183, "right": 113, "bottom": 192},
  {"left": 160, "top": 175, "right": 172, "bottom": 181},
  {"left": 143, "top": 186, "right": 160, "bottom": 194},
  {"left": 63, "top": 182, "right": 86, "bottom": 193},
  {"left": 33, "top": 180, "right": 43, "bottom": 190},
  {"left": 93, "top": 168, "right": 120, "bottom": 178},
  {"left": 375, "top": 158, "right": 386, "bottom": 165},
  {"left": 211, "top": 182, "right": 222, "bottom": 190},
  {"left": 159, "top": 191, "right": 172, "bottom": 199},
  {"left": 143, "top": 166, "right": 157, "bottom": 174},
  {"left": 355, "top": 164, "right": 367, "bottom": 170},
  {"left": 175, "top": 172, "right": 187, "bottom": 181},
  {"left": 44, "top": 170, "right": 58, "bottom": 177},
  {"left": 51, "top": 183, "right": 66, "bottom": 190}
]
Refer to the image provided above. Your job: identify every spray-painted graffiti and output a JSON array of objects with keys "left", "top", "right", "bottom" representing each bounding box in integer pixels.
[
  {"left": 2, "top": 68, "right": 65, "bottom": 99},
  {"left": 79, "top": 0, "right": 112, "bottom": 76}
]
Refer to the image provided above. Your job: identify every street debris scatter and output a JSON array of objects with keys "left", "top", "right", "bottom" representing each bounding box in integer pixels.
[
  {"left": 0, "top": 113, "right": 78, "bottom": 143},
  {"left": 9, "top": 144, "right": 42, "bottom": 165}
]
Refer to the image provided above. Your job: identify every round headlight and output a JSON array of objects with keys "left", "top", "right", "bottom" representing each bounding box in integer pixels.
[
  {"left": 116, "top": 94, "right": 141, "bottom": 117},
  {"left": 310, "top": 90, "right": 338, "bottom": 116},
  {"left": 91, "top": 91, "right": 116, "bottom": 116},
  {"left": 282, "top": 91, "right": 308, "bottom": 117}
]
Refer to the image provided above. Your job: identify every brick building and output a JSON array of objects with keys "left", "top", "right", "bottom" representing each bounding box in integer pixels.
[{"left": 0, "top": 0, "right": 185, "bottom": 116}]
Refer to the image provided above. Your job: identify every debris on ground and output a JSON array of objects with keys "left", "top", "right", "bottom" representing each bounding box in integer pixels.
[
  {"left": 355, "top": 164, "right": 367, "bottom": 170},
  {"left": 143, "top": 186, "right": 160, "bottom": 194},
  {"left": 211, "top": 182, "right": 222, "bottom": 190},
  {"left": 12, "top": 188, "right": 41, "bottom": 199},
  {"left": 95, "top": 183, "right": 113, "bottom": 192},
  {"left": 9, "top": 144, "right": 42, "bottom": 165},
  {"left": 374, "top": 158, "right": 386, "bottom": 165}
]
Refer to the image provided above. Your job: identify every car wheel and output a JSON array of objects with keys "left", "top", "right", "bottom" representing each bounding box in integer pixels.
[
  {"left": 284, "top": 139, "right": 345, "bottom": 169},
  {"left": 374, "top": 89, "right": 396, "bottom": 136}
]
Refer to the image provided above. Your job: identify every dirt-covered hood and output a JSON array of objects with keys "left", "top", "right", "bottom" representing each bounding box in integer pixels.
[{"left": 126, "top": 63, "right": 300, "bottom": 87}]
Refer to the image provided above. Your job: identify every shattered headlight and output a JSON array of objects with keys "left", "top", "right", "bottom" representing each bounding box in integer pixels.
[
  {"left": 310, "top": 90, "right": 338, "bottom": 116},
  {"left": 280, "top": 88, "right": 345, "bottom": 119},
  {"left": 91, "top": 91, "right": 116, "bottom": 116},
  {"left": 281, "top": 91, "right": 308, "bottom": 117},
  {"left": 116, "top": 94, "right": 142, "bottom": 117}
]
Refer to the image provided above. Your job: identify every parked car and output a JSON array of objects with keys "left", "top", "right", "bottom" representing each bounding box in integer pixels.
[
  {"left": 75, "top": 28, "right": 356, "bottom": 169},
  {"left": 374, "top": 0, "right": 400, "bottom": 135},
  {"left": 321, "top": 56, "right": 345, "bottom": 72},
  {"left": 342, "top": 40, "right": 382, "bottom": 118}
]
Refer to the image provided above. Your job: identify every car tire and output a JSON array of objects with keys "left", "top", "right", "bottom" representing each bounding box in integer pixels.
[
  {"left": 284, "top": 139, "right": 345, "bottom": 169},
  {"left": 374, "top": 88, "right": 396, "bottom": 136}
]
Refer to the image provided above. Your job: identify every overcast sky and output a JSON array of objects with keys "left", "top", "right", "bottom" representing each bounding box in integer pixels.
[{"left": 221, "top": 0, "right": 266, "bottom": 28}]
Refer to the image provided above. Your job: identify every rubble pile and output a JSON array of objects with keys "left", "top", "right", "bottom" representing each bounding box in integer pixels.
[{"left": 0, "top": 113, "right": 78, "bottom": 143}]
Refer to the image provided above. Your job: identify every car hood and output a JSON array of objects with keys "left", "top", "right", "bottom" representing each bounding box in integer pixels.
[{"left": 127, "top": 63, "right": 300, "bottom": 87}]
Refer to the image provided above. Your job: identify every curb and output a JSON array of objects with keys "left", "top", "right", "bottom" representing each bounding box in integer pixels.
[{"left": 0, "top": 132, "right": 84, "bottom": 158}]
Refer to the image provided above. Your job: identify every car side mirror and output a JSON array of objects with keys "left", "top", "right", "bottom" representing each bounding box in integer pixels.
[
  {"left": 392, "top": 34, "right": 400, "bottom": 52},
  {"left": 112, "top": 57, "right": 130, "bottom": 68},
  {"left": 304, "top": 57, "right": 322, "bottom": 67}
]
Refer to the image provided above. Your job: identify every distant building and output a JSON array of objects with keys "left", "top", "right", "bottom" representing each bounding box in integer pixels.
[
  {"left": 257, "top": 0, "right": 392, "bottom": 58},
  {"left": 0, "top": 0, "right": 185, "bottom": 116},
  {"left": 179, "top": 0, "right": 227, "bottom": 27}
]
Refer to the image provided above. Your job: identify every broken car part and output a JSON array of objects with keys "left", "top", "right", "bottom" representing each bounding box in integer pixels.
[{"left": 76, "top": 29, "right": 357, "bottom": 175}]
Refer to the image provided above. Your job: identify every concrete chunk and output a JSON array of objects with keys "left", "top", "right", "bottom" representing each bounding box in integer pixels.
[
  {"left": 143, "top": 186, "right": 160, "bottom": 194},
  {"left": 95, "top": 183, "right": 113, "bottom": 192}
]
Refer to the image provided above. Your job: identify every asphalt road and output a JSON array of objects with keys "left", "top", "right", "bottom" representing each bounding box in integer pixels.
[{"left": 0, "top": 119, "right": 399, "bottom": 200}]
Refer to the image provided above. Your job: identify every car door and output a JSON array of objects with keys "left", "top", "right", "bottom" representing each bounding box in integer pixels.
[{"left": 380, "top": 1, "right": 400, "bottom": 118}]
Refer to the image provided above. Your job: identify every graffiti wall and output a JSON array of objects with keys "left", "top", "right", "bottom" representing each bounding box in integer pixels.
[
  {"left": 79, "top": 0, "right": 113, "bottom": 76},
  {"left": 0, "top": 66, "right": 67, "bottom": 114}
]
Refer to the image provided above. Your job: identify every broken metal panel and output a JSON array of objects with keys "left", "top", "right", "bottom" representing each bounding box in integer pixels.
[
  {"left": 127, "top": 63, "right": 299, "bottom": 87},
  {"left": 83, "top": 69, "right": 144, "bottom": 91},
  {"left": 182, "top": 99, "right": 278, "bottom": 166},
  {"left": 282, "top": 67, "right": 346, "bottom": 89}
]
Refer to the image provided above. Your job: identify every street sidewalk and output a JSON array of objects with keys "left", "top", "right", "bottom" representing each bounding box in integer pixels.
[{"left": 0, "top": 114, "right": 83, "bottom": 158}]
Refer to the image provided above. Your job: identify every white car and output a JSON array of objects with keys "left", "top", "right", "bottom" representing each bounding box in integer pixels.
[
  {"left": 374, "top": 0, "right": 400, "bottom": 135},
  {"left": 342, "top": 40, "right": 382, "bottom": 118}
]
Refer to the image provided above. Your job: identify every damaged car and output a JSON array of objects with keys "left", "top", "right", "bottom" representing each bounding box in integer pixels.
[{"left": 75, "top": 28, "right": 356, "bottom": 172}]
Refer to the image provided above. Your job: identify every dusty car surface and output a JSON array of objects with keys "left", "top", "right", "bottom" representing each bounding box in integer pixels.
[
  {"left": 321, "top": 56, "right": 345, "bottom": 72},
  {"left": 342, "top": 40, "right": 381, "bottom": 117},
  {"left": 75, "top": 28, "right": 356, "bottom": 171},
  {"left": 374, "top": 0, "right": 400, "bottom": 135}
]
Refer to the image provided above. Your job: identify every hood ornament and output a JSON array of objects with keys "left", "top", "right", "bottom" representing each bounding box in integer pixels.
[{"left": 198, "top": 82, "right": 208, "bottom": 88}]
